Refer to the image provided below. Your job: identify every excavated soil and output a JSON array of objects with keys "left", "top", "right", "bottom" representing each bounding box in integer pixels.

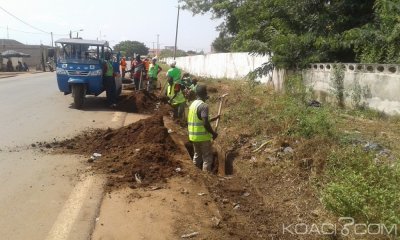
[
  {"left": 56, "top": 114, "right": 182, "bottom": 189},
  {"left": 116, "top": 91, "right": 159, "bottom": 113}
]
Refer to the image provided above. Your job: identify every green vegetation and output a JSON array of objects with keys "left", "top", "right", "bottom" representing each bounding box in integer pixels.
[
  {"left": 180, "top": 0, "right": 400, "bottom": 68},
  {"left": 221, "top": 75, "right": 335, "bottom": 140},
  {"left": 322, "top": 146, "right": 400, "bottom": 226},
  {"left": 330, "top": 63, "right": 346, "bottom": 108},
  {"left": 113, "top": 41, "right": 149, "bottom": 57},
  {"left": 212, "top": 32, "right": 234, "bottom": 53},
  {"left": 203, "top": 73, "right": 400, "bottom": 237},
  {"left": 159, "top": 49, "right": 188, "bottom": 59}
]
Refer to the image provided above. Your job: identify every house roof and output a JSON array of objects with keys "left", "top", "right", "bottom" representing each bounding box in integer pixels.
[
  {"left": 55, "top": 38, "right": 108, "bottom": 47},
  {"left": 0, "top": 39, "right": 23, "bottom": 45}
]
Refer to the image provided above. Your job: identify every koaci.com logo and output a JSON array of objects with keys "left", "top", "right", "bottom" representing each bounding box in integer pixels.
[{"left": 282, "top": 217, "right": 397, "bottom": 236}]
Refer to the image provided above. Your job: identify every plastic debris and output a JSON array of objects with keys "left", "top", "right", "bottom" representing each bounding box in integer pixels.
[
  {"left": 211, "top": 217, "right": 221, "bottom": 227},
  {"left": 283, "top": 147, "right": 294, "bottom": 154},
  {"left": 252, "top": 140, "right": 272, "bottom": 153},
  {"left": 181, "top": 232, "right": 199, "bottom": 238},
  {"left": 90, "top": 152, "right": 102, "bottom": 161},
  {"left": 135, "top": 173, "right": 142, "bottom": 183}
]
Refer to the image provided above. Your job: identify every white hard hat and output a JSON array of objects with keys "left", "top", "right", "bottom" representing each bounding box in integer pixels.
[{"left": 170, "top": 61, "right": 176, "bottom": 67}]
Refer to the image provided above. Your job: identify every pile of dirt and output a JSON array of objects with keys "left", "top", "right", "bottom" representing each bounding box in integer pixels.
[
  {"left": 56, "top": 114, "right": 182, "bottom": 188},
  {"left": 116, "top": 91, "right": 159, "bottom": 113}
]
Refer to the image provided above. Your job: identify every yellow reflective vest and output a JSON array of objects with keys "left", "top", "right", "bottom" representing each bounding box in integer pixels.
[
  {"left": 167, "top": 83, "right": 186, "bottom": 106},
  {"left": 188, "top": 100, "right": 212, "bottom": 142},
  {"left": 105, "top": 61, "right": 113, "bottom": 77}
]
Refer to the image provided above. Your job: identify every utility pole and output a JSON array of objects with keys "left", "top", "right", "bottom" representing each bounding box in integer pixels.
[
  {"left": 173, "top": 5, "right": 180, "bottom": 60},
  {"left": 7, "top": 25, "right": 9, "bottom": 39},
  {"left": 152, "top": 42, "right": 155, "bottom": 56},
  {"left": 51, "top": 32, "right": 54, "bottom": 47},
  {"left": 157, "top": 34, "right": 160, "bottom": 57}
]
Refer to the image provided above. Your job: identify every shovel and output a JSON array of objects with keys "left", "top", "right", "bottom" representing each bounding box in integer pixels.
[
  {"left": 212, "top": 93, "right": 234, "bottom": 176},
  {"left": 138, "top": 70, "right": 143, "bottom": 91},
  {"left": 214, "top": 93, "right": 228, "bottom": 132}
]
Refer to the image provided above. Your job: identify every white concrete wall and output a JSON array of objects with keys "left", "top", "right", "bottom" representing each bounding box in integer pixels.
[
  {"left": 162, "top": 52, "right": 400, "bottom": 115},
  {"left": 163, "top": 52, "right": 270, "bottom": 83},
  {"left": 303, "top": 63, "right": 400, "bottom": 115}
]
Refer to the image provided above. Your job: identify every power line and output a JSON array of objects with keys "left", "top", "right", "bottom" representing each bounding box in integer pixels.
[
  {"left": 0, "top": 6, "right": 50, "bottom": 34},
  {"left": 0, "top": 26, "right": 45, "bottom": 35}
]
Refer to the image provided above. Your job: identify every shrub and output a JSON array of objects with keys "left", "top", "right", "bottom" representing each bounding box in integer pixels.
[
  {"left": 330, "top": 63, "right": 345, "bottom": 108},
  {"left": 321, "top": 146, "right": 400, "bottom": 226}
]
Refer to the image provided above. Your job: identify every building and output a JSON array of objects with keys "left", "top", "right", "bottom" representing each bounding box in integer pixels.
[
  {"left": 164, "top": 46, "right": 175, "bottom": 51},
  {"left": 0, "top": 39, "right": 52, "bottom": 70}
]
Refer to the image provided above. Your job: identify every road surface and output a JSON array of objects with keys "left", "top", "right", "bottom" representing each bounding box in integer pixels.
[{"left": 0, "top": 72, "right": 126, "bottom": 240}]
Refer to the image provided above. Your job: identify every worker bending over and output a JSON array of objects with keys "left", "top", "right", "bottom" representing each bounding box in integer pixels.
[{"left": 166, "top": 74, "right": 186, "bottom": 120}]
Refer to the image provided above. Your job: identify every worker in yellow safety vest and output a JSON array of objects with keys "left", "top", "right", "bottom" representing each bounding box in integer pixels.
[
  {"left": 187, "top": 85, "right": 220, "bottom": 172},
  {"left": 166, "top": 74, "right": 186, "bottom": 120},
  {"left": 102, "top": 51, "right": 117, "bottom": 108}
]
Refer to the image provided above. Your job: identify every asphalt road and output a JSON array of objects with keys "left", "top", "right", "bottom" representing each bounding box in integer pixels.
[{"left": 0, "top": 73, "right": 126, "bottom": 240}]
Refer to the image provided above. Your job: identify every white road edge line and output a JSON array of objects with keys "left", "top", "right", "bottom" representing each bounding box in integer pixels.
[
  {"left": 45, "top": 176, "right": 95, "bottom": 240},
  {"left": 111, "top": 112, "right": 123, "bottom": 122}
]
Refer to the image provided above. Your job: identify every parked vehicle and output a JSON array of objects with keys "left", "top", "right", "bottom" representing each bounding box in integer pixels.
[{"left": 55, "top": 38, "right": 122, "bottom": 109}]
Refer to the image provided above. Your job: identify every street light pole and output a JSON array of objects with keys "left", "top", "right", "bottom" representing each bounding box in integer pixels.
[
  {"left": 173, "top": 5, "right": 180, "bottom": 60},
  {"left": 157, "top": 34, "right": 160, "bottom": 57}
]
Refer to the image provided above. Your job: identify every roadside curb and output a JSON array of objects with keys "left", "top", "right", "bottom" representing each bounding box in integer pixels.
[{"left": 0, "top": 71, "right": 48, "bottom": 79}]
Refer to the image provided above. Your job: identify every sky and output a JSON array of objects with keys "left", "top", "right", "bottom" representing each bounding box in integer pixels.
[{"left": 0, "top": 0, "right": 221, "bottom": 52}]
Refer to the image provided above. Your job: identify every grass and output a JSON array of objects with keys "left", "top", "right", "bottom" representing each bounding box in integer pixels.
[
  {"left": 153, "top": 63, "right": 400, "bottom": 238},
  {"left": 321, "top": 146, "right": 400, "bottom": 226},
  {"left": 199, "top": 74, "right": 400, "bottom": 238}
]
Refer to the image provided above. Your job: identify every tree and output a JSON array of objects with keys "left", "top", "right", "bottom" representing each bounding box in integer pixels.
[
  {"left": 344, "top": 0, "right": 400, "bottom": 63},
  {"left": 212, "top": 32, "right": 234, "bottom": 53},
  {"left": 113, "top": 41, "right": 149, "bottom": 57},
  {"left": 180, "top": 0, "right": 400, "bottom": 69},
  {"left": 232, "top": 0, "right": 375, "bottom": 68},
  {"left": 159, "top": 49, "right": 188, "bottom": 59},
  {"left": 180, "top": 0, "right": 243, "bottom": 35}
]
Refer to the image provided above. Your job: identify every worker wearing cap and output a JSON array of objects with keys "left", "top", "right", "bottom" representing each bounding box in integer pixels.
[
  {"left": 148, "top": 58, "right": 162, "bottom": 93},
  {"left": 188, "top": 85, "right": 220, "bottom": 172},
  {"left": 166, "top": 61, "right": 181, "bottom": 83}
]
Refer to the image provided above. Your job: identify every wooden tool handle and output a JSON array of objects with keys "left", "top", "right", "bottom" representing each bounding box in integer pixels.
[{"left": 215, "top": 98, "right": 224, "bottom": 133}]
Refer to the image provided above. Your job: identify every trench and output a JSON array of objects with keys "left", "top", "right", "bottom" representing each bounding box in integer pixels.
[{"left": 184, "top": 141, "right": 235, "bottom": 175}]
